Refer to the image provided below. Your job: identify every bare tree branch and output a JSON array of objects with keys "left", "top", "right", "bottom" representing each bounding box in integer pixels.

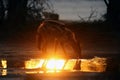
[
  {"left": 87, "top": 7, "right": 97, "bottom": 21},
  {"left": 104, "top": 0, "right": 109, "bottom": 7}
]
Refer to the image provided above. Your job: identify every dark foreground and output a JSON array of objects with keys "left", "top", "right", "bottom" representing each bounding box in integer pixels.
[
  {"left": 0, "top": 21, "right": 120, "bottom": 80},
  {"left": 0, "top": 71, "right": 119, "bottom": 80}
]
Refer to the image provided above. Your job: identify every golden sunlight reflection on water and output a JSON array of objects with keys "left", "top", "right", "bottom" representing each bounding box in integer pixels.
[
  {"left": 0, "top": 57, "right": 107, "bottom": 75},
  {"left": 1, "top": 60, "right": 7, "bottom": 76},
  {"left": 25, "top": 57, "right": 106, "bottom": 72}
]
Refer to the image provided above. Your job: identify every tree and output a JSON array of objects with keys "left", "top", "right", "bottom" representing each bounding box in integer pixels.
[
  {"left": 0, "top": 0, "right": 5, "bottom": 24},
  {"left": 7, "top": 0, "right": 28, "bottom": 25},
  {"left": 27, "top": 0, "right": 54, "bottom": 21},
  {"left": 0, "top": 0, "right": 54, "bottom": 25},
  {"left": 104, "top": 0, "right": 120, "bottom": 24},
  {"left": 104, "top": 0, "right": 120, "bottom": 79}
]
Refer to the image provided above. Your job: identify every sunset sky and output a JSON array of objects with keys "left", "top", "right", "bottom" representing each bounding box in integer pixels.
[{"left": 51, "top": 0, "right": 106, "bottom": 21}]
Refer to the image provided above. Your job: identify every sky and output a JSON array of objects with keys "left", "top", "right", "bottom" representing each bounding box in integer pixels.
[{"left": 50, "top": 0, "right": 106, "bottom": 21}]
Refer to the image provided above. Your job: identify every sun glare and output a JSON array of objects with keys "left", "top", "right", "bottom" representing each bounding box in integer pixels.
[
  {"left": 25, "top": 57, "right": 106, "bottom": 72},
  {"left": 46, "top": 59, "right": 65, "bottom": 70},
  {"left": 25, "top": 58, "right": 66, "bottom": 71},
  {"left": 25, "top": 59, "right": 45, "bottom": 69}
]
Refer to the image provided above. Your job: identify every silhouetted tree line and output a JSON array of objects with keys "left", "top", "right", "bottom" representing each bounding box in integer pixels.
[
  {"left": 104, "top": 0, "right": 120, "bottom": 25},
  {"left": 0, "top": 0, "right": 55, "bottom": 38},
  {"left": 104, "top": 1, "right": 120, "bottom": 79},
  {"left": 1, "top": 0, "right": 120, "bottom": 27},
  {"left": 0, "top": 0, "right": 53, "bottom": 26},
  {"left": 0, "top": 0, "right": 4, "bottom": 24}
]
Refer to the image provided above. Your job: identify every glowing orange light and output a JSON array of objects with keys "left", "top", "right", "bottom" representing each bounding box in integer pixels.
[
  {"left": 1, "top": 60, "right": 7, "bottom": 76},
  {"left": 25, "top": 57, "right": 106, "bottom": 72},
  {"left": 46, "top": 59, "right": 65, "bottom": 70},
  {"left": 64, "top": 59, "right": 77, "bottom": 70},
  {"left": 25, "top": 59, "right": 45, "bottom": 69}
]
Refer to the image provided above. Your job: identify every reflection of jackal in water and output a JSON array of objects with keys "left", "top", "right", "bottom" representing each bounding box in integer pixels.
[{"left": 36, "top": 20, "right": 81, "bottom": 59}]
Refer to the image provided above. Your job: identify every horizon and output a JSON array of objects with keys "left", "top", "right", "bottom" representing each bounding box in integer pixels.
[{"left": 51, "top": 0, "right": 106, "bottom": 21}]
